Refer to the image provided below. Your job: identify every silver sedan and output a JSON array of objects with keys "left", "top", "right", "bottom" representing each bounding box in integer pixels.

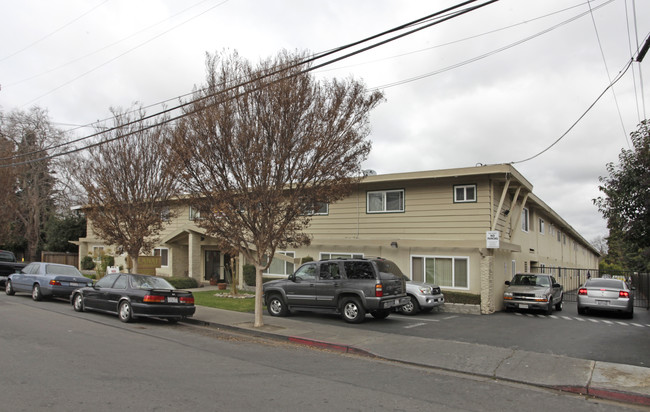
[{"left": 577, "top": 278, "right": 634, "bottom": 318}]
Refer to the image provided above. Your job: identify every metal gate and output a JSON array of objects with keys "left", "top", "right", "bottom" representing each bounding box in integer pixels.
[{"left": 530, "top": 266, "right": 649, "bottom": 310}]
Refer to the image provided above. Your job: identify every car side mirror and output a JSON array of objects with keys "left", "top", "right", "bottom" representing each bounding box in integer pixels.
[
  {"left": 504, "top": 281, "right": 511, "bottom": 286},
  {"left": 288, "top": 274, "right": 296, "bottom": 282},
  {"left": 552, "top": 283, "right": 561, "bottom": 288}
]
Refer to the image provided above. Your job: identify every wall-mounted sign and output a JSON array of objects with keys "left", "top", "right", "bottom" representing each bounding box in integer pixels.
[{"left": 486, "top": 231, "right": 500, "bottom": 249}]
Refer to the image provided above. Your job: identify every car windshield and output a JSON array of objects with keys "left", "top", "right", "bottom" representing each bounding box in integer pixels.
[
  {"left": 511, "top": 274, "right": 550, "bottom": 287},
  {"left": 46, "top": 264, "right": 82, "bottom": 276},
  {"left": 130, "top": 275, "right": 174, "bottom": 290},
  {"left": 586, "top": 279, "right": 624, "bottom": 289},
  {"left": 0, "top": 251, "right": 15, "bottom": 262}
]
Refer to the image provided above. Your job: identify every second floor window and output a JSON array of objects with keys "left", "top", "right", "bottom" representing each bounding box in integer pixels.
[
  {"left": 367, "top": 189, "right": 404, "bottom": 213},
  {"left": 521, "top": 208, "right": 529, "bottom": 232},
  {"left": 454, "top": 184, "right": 477, "bottom": 203}
]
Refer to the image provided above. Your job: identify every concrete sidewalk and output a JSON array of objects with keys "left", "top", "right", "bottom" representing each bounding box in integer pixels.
[{"left": 182, "top": 303, "right": 650, "bottom": 407}]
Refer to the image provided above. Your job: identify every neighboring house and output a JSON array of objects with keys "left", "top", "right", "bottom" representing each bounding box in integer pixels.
[{"left": 75, "top": 164, "right": 600, "bottom": 314}]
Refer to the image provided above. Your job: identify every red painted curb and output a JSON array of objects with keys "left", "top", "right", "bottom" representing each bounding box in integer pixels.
[
  {"left": 288, "top": 336, "right": 375, "bottom": 357},
  {"left": 588, "top": 388, "right": 650, "bottom": 406}
]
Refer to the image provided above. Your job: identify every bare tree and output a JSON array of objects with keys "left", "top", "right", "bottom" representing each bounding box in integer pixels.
[
  {"left": 0, "top": 134, "right": 18, "bottom": 244},
  {"left": 0, "top": 107, "right": 62, "bottom": 260},
  {"left": 76, "top": 105, "right": 179, "bottom": 273},
  {"left": 173, "top": 50, "right": 384, "bottom": 327}
]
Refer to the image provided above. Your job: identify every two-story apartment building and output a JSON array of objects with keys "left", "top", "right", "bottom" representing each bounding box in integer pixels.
[{"left": 76, "top": 163, "right": 600, "bottom": 314}]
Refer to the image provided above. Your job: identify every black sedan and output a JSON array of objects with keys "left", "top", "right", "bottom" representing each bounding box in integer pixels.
[{"left": 71, "top": 273, "right": 195, "bottom": 323}]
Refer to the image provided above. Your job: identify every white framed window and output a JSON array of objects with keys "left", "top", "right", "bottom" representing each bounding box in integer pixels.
[
  {"left": 454, "top": 184, "right": 477, "bottom": 203},
  {"left": 411, "top": 255, "right": 469, "bottom": 289},
  {"left": 511, "top": 260, "right": 516, "bottom": 278},
  {"left": 161, "top": 207, "right": 171, "bottom": 222},
  {"left": 154, "top": 248, "right": 169, "bottom": 267},
  {"left": 521, "top": 208, "right": 529, "bottom": 232},
  {"left": 367, "top": 189, "right": 404, "bottom": 213},
  {"left": 539, "top": 218, "right": 545, "bottom": 234},
  {"left": 557, "top": 230, "right": 561, "bottom": 242},
  {"left": 189, "top": 206, "right": 201, "bottom": 221},
  {"left": 304, "top": 202, "right": 329, "bottom": 216},
  {"left": 320, "top": 252, "right": 364, "bottom": 260},
  {"left": 563, "top": 234, "right": 567, "bottom": 244},
  {"left": 264, "top": 251, "right": 295, "bottom": 276}
]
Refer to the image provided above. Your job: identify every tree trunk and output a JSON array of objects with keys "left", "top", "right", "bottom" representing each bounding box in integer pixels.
[
  {"left": 254, "top": 265, "right": 265, "bottom": 327},
  {"left": 130, "top": 256, "right": 139, "bottom": 274},
  {"left": 230, "top": 256, "right": 238, "bottom": 295}
]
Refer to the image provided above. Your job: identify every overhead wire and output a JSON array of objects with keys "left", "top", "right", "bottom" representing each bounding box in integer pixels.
[
  {"left": 511, "top": 58, "right": 634, "bottom": 165},
  {"left": 587, "top": 0, "right": 629, "bottom": 148},
  {"left": 1, "top": 0, "right": 491, "bottom": 163}
]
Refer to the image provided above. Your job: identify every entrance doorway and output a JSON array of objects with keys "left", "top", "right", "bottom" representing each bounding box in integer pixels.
[{"left": 205, "top": 250, "right": 220, "bottom": 282}]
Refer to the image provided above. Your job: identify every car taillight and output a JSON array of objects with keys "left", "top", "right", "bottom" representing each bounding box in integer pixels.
[
  {"left": 375, "top": 284, "right": 383, "bottom": 297},
  {"left": 619, "top": 290, "right": 630, "bottom": 298},
  {"left": 180, "top": 296, "right": 194, "bottom": 304},
  {"left": 143, "top": 295, "right": 166, "bottom": 303},
  {"left": 49, "top": 280, "right": 61, "bottom": 286},
  {"left": 578, "top": 288, "right": 587, "bottom": 296}
]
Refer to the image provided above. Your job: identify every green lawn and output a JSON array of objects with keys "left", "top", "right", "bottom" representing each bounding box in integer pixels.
[{"left": 192, "top": 290, "right": 257, "bottom": 312}]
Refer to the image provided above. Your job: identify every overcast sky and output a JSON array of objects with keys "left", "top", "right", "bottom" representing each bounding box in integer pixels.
[{"left": 1, "top": 0, "right": 649, "bottom": 243}]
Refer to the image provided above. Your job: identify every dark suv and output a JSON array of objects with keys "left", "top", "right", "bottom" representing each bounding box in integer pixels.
[{"left": 263, "top": 257, "right": 409, "bottom": 323}]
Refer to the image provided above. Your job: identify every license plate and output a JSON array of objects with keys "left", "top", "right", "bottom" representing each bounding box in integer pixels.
[
  {"left": 70, "top": 282, "right": 80, "bottom": 287},
  {"left": 597, "top": 300, "right": 608, "bottom": 306},
  {"left": 519, "top": 304, "right": 529, "bottom": 309},
  {"left": 167, "top": 297, "right": 178, "bottom": 303}
]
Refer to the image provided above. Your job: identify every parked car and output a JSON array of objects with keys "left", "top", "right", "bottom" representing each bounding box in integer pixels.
[
  {"left": 503, "top": 273, "right": 563, "bottom": 315},
  {"left": 5, "top": 262, "right": 92, "bottom": 301},
  {"left": 263, "top": 257, "right": 409, "bottom": 323},
  {"left": 577, "top": 278, "right": 634, "bottom": 318},
  {"left": 70, "top": 273, "right": 195, "bottom": 323},
  {"left": 399, "top": 279, "right": 445, "bottom": 315},
  {"left": 0, "top": 250, "right": 28, "bottom": 287}
]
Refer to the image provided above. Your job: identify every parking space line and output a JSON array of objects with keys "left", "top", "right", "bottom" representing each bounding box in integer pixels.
[
  {"left": 575, "top": 317, "right": 585, "bottom": 322},
  {"left": 615, "top": 322, "right": 628, "bottom": 326},
  {"left": 549, "top": 315, "right": 559, "bottom": 319},
  {"left": 631, "top": 323, "right": 644, "bottom": 327},
  {"left": 561, "top": 316, "right": 572, "bottom": 320},
  {"left": 404, "top": 323, "right": 426, "bottom": 329},
  {"left": 442, "top": 316, "right": 458, "bottom": 320},
  {"left": 588, "top": 319, "right": 599, "bottom": 323},
  {"left": 601, "top": 320, "right": 613, "bottom": 325}
]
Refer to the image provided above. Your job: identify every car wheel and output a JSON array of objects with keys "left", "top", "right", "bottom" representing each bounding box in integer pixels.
[
  {"left": 341, "top": 297, "right": 366, "bottom": 324},
  {"left": 545, "top": 298, "right": 553, "bottom": 316},
  {"left": 400, "top": 296, "right": 420, "bottom": 316},
  {"left": 266, "top": 294, "right": 288, "bottom": 317},
  {"left": 555, "top": 299, "right": 563, "bottom": 311},
  {"left": 167, "top": 318, "right": 179, "bottom": 324},
  {"left": 73, "top": 293, "right": 84, "bottom": 312},
  {"left": 118, "top": 301, "right": 133, "bottom": 323},
  {"left": 626, "top": 308, "right": 634, "bottom": 319},
  {"left": 32, "top": 284, "right": 43, "bottom": 301},
  {"left": 5, "top": 280, "right": 15, "bottom": 296},
  {"left": 371, "top": 310, "right": 391, "bottom": 319}
]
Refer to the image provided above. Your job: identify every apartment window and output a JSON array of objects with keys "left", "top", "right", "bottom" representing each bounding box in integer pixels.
[
  {"left": 161, "top": 207, "right": 171, "bottom": 222},
  {"left": 521, "top": 208, "right": 529, "bottom": 232},
  {"left": 154, "top": 248, "right": 169, "bottom": 267},
  {"left": 524, "top": 261, "right": 529, "bottom": 272},
  {"left": 320, "top": 252, "right": 364, "bottom": 260},
  {"left": 539, "top": 218, "right": 545, "bottom": 234},
  {"left": 454, "top": 184, "right": 477, "bottom": 203},
  {"left": 367, "top": 189, "right": 404, "bottom": 213},
  {"left": 557, "top": 230, "right": 561, "bottom": 242},
  {"left": 264, "top": 251, "right": 295, "bottom": 276},
  {"left": 411, "top": 255, "right": 469, "bottom": 289},
  {"left": 304, "top": 202, "right": 329, "bottom": 216},
  {"left": 563, "top": 234, "right": 567, "bottom": 244},
  {"left": 189, "top": 206, "right": 201, "bottom": 221}
]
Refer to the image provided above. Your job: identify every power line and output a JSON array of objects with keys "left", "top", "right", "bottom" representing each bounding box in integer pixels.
[
  {"left": 511, "top": 58, "right": 634, "bottom": 165},
  {"left": 2, "top": 0, "right": 495, "bottom": 164}
]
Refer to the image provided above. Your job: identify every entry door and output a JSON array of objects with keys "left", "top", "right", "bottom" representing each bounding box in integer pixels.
[{"left": 205, "top": 250, "right": 220, "bottom": 281}]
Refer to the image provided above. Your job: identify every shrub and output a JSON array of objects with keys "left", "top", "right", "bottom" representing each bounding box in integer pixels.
[
  {"left": 81, "top": 256, "right": 95, "bottom": 270},
  {"left": 443, "top": 291, "right": 481, "bottom": 305},
  {"left": 243, "top": 264, "right": 256, "bottom": 286},
  {"left": 167, "top": 277, "right": 199, "bottom": 289}
]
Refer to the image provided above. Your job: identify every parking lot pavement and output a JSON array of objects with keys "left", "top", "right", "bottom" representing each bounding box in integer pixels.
[{"left": 182, "top": 305, "right": 650, "bottom": 407}]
